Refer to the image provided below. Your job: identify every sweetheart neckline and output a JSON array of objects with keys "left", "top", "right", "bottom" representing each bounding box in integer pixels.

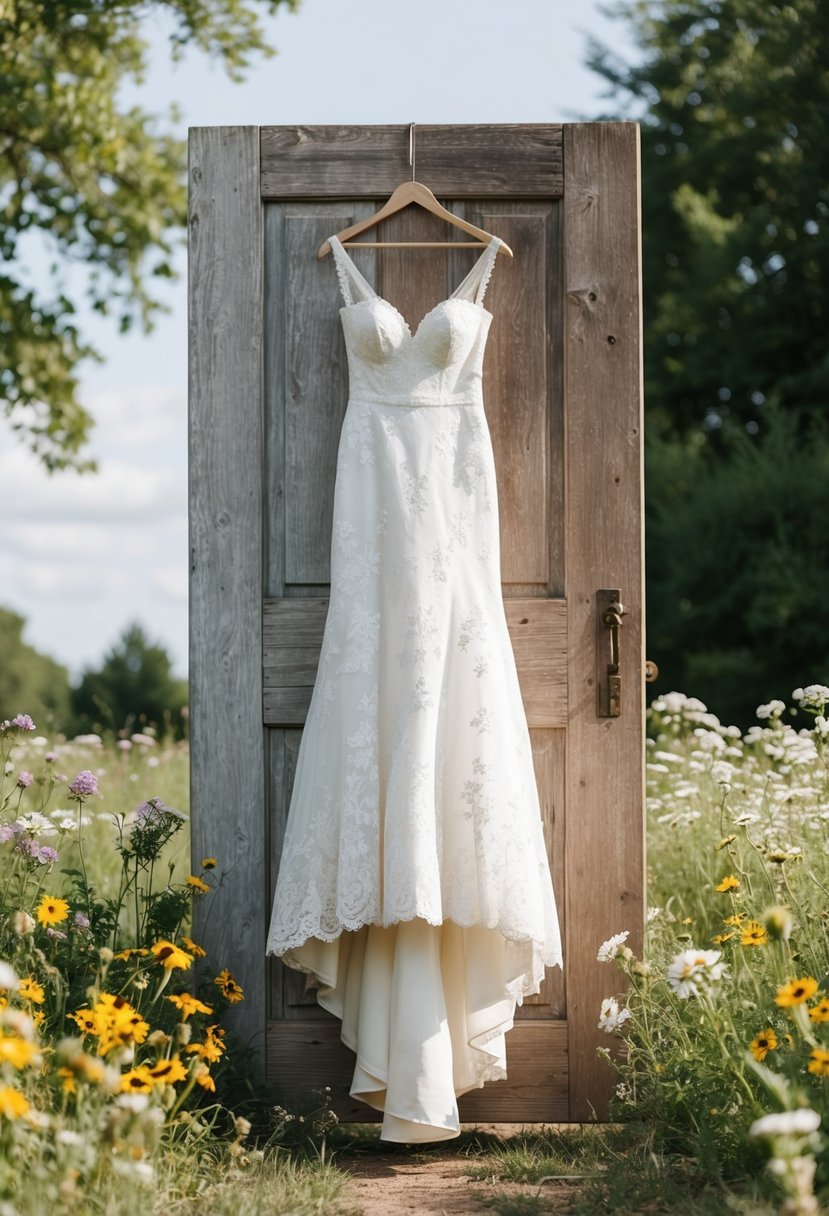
[{"left": 340, "top": 295, "right": 492, "bottom": 342}]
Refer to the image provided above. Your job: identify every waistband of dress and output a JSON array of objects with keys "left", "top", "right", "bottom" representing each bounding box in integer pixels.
[{"left": 347, "top": 392, "right": 483, "bottom": 409}]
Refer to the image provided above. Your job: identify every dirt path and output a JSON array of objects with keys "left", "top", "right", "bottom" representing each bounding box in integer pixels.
[{"left": 334, "top": 1126, "right": 588, "bottom": 1215}]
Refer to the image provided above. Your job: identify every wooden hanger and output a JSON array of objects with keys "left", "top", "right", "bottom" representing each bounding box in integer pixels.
[{"left": 316, "top": 124, "right": 513, "bottom": 259}]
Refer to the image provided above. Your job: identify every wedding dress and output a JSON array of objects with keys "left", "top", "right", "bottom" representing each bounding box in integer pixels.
[{"left": 266, "top": 231, "right": 564, "bottom": 1141}]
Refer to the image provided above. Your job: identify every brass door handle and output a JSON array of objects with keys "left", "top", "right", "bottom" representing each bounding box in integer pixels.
[{"left": 597, "top": 589, "right": 628, "bottom": 717}]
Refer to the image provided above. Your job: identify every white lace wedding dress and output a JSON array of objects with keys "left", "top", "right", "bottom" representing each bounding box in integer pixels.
[{"left": 266, "top": 232, "right": 564, "bottom": 1142}]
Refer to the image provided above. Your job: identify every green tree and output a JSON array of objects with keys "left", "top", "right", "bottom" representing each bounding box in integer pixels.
[
  {"left": 585, "top": 0, "right": 829, "bottom": 441},
  {"left": 0, "top": 0, "right": 297, "bottom": 473},
  {"left": 0, "top": 605, "right": 72, "bottom": 731},
  {"left": 70, "top": 620, "right": 187, "bottom": 739}
]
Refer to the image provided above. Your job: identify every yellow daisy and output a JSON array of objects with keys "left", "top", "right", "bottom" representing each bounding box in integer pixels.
[
  {"left": 0, "top": 1085, "right": 29, "bottom": 1119},
  {"left": 0, "top": 1035, "right": 39, "bottom": 1069},
  {"left": 200, "top": 858, "right": 218, "bottom": 870},
  {"left": 214, "top": 969, "right": 244, "bottom": 1003},
  {"left": 715, "top": 875, "right": 740, "bottom": 892},
  {"left": 749, "top": 1029, "right": 778, "bottom": 1061},
  {"left": 119, "top": 1066, "right": 156, "bottom": 1093},
  {"left": 150, "top": 940, "right": 193, "bottom": 971},
  {"left": 807, "top": 1048, "right": 829, "bottom": 1077},
  {"left": 186, "top": 875, "right": 211, "bottom": 894},
  {"left": 181, "top": 936, "right": 207, "bottom": 958},
  {"left": 146, "top": 1055, "right": 188, "bottom": 1085},
  {"left": 56, "top": 1066, "right": 76, "bottom": 1095},
  {"left": 712, "top": 931, "right": 736, "bottom": 944},
  {"left": 775, "top": 977, "right": 819, "bottom": 1007},
  {"left": 18, "top": 976, "right": 45, "bottom": 1004},
  {"left": 166, "top": 993, "right": 213, "bottom": 1020},
  {"left": 193, "top": 1062, "right": 216, "bottom": 1091},
  {"left": 740, "top": 920, "right": 767, "bottom": 947},
  {"left": 36, "top": 895, "right": 70, "bottom": 926},
  {"left": 723, "top": 913, "right": 746, "bottom": 926}
]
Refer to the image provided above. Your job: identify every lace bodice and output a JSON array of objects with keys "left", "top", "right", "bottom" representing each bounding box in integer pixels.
[{"left": 329, "top": 233, "right": 502, "bottom": 407}]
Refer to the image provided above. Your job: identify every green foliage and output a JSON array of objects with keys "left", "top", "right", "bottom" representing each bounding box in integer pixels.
[
  {"left": 585, "top": 0, "right": 829, "bottom": 440},
  {"left": 70, "top": 619, "right": 188, "bottom": 739},
  {"left": 0, "top": 606, "right": 72, "bottom": 733},
  {"left": 0, "top": 0, "right": 297, "bottom": 473},
  {"left": 645, "top": 402, "right": 829, "bottom": 728}
]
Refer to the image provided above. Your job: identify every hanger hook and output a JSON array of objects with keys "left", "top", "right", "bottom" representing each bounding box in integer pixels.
[{"left": 409, "top": 122, "right": 416, "bottom": 182}]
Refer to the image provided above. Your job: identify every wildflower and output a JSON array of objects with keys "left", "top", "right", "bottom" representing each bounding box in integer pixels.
[
  {"left": 750, "top": 1029, "right": 779, "bottom": 1061},
  {"left": 666, "top": 948, "right": 728, "bottom": 999},
  {"left": 186, "top": 874, "right": 210, "bottom": 894},
  {"left": 36, "top": 895, "right": 70, "bottom": 926},
  {"left": 0, "top": 963, "right": 18, "bottom": 991},
  {"left": 16, "top": 771, "right": 33, "bottom": 789},
  {"left": 166, "top": 993, "right": 213, "bottom": 1020},
  {"left": 11, "top": 715, "right": 36, "bottom": 731},
  {"left": 597, "top": 931, "right": 630, "bottom": 962},
  {"left": 749, "top": 1108, "right": 821, "bottom": 1138},
  {"left": 185, "top": 1024, "right": 226, "bottom": 1063},
  {"left": 0, "top": 1085, "right": 29, "bottom": 1119},
  {"left": 67, "top": 770, "right": 98, "bottom": 799},
  {"left": 756, "top": 700, "right": 786, "bottom": 720},
  {"left": 712, "top": 931, "right": 736, "bottom": 944},
  {"left": 740, "top": 920, "right": 768, "bottom": 947},
  {"left": 775, "top": 977, "right": 819, "bottom": 1007},
  {"left": 598, "top": 996, "right": 631, "bottom": 1033},
  {"left": 117, "top": 740, "right": 132, "bottom": 751},
  {"left": 37, "top": 845, "right": 58, "bottom": 865},
  {"left": 18, "top": 976, "right": 45, "bottom": 1004},
  {"left": 201, "top": 857, "right": 218, "bottom": 869},
  {"left": 0, "top": 1035, "right": 40, "bottom": 1069},
  {"left": 72, "top": 911, "right": 90, "bottom": 930},
  {"left": 808, "top": 998, "right": 829, "bottom": 1024},
  {"left": 12, "top": 911, "right": 33, "bottom": 936},
  {"left": 181, "top": 936, "right": 207, "bottom": 957},
  {"left": 113, "top": 947, "right": 149, "bottom": 962},
  {"left": 193, "top": 1062, "right": 216, "bottom": 1091},
  {"left": 214, "top": 969, "right": 245, "bottom": 1003},
  {"left": 120, "top": 1066, "right": 156, "bottom": 1093},
  {"left": 150, "top": 941, "right": 193, "bottom": 971},
  {"left": 808, "top": 1048, "right": 829, "bottom": 1076},
  {"left": 792, "top": 685, "right": 829, "bottom": 711},
  {"left": 723, "top": 913, "right": 746, "bottom": 926},
  {"left": 715, "top": 875, "right": 740, "bottom": 892},
  {"left": 146, "top": 1056, "right": 188, "bottom": 1085},
  {"left": 57, "top": 1067, "right": 76, "bottom": 1095}
]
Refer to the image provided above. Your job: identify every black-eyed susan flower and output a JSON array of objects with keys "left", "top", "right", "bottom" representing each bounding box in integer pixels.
[
  {"left": 740, "top": 920, "right": 768, "bottom": 947},
  {"left": 0, "top": 1085, "right": 29, "bottom": 1119},
  {"left": 36, "top": 895, "right": 70, "bottom": 926},
  {"left": 214, "top": 969, "right": 244, "bottom": 1003},
  {"left": 0, "top": 1035, "right": 39, "bottom": 1069},
  {"left": 715, "top": 875, "right": 740, "bottom": 892},
  {"left": 808, "top": 997, "right": 829, "bottom": 1023},
  {"left": 166, "top": 993, "right": 213, "bottom": 1020},
  {"left": 150, "top": 940, "right": 193, "bottom": 971},
  {"left": 70, "top": 1008, "right": 97, "bottom": 1035},
  {"left": 200, "top": 858, "right": 218, "bottom": 870},
  {"left": 807, "top": 1047, "right": 829, "bottom": 1077},
  {"left": 113, "top": 947, "right": 150, "bottom": 962},
  {"left": 146, "top": 1055, "right": 188, "bottom": 1085},
  {"left": 749, "top": 1029, "right": 778, "bottom": 1061},
  {"left": 181, "top": 936, "right": 207, "bottom": 958},
  {"left": 186, "top": 875, "right": 211, "bottom": 894},
  {"left": 775, "top": 976, "right": 819, "bottom": 1007},
  {"left": 119, "top": 1065, "right": 156, "bottom": 1093},
  {"left": 723, "top": 913, "right": 746, "bottom": 926},
  {"left": 18, "top": 976, "right": 44, "bottom": 1004}
]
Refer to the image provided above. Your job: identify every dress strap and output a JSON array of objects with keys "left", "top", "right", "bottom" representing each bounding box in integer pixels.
[
  {"left": 450, "top": 236, "right": 503, "bottom": 307},
  {"left": 328, "top": 235, "right": 378, "bottom": 307}
]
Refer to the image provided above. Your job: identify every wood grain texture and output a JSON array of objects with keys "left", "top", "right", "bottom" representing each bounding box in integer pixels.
[
  {"left": 263, "top": 597, "right": 567, "bottom": 728},
  {"left": 260, "top": 125, "right": 563, "bottom": 199},
  {"left": 562, "top": 122, "right": 646, "bottom": 1120},
  {"left": 266, "top": 1019, "right": 569, "bottom": 1123},
  {"left": 188, "top": 127, "right": 266, "bottom": 1067}
]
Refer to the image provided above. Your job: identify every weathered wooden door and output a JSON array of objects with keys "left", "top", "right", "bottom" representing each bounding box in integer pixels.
[{"left": 188, "top": 122, "right": 645, "bottom": 1123}]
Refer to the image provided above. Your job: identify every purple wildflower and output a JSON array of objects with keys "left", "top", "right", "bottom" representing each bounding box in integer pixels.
[
  {"left": 14, "top": 837, "right": 40, "bottom": 858},
  {"left": 67, "top": 770, "right": 98, "bottom": 799},
  {"left": 73, "top": 911, "right": 90, "bottom": 929},
  {"left": 16, "top": 772, "right": 33, "bottom": 789},
  {"left": 45, "top": 752, "right": 57, "bottom": 763},
  {"left": 11, "top": 715, "right": 36, "bottom": 731},
  {"left": 0, "top": 823, "right": 23, "bottom": 843},
  {"left": 37, "top": 845, "right": 58, "bottom": 865}
]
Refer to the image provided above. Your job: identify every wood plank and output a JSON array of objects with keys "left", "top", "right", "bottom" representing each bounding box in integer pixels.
[
  {"left": 263, "top": 597, "right": 568, "bottom": 728},
  {"left": 260, "top": 125, "right": 563, "bottom": 199},
  {"left": 562, "top": 121, "right": 646, "bottom": 1121},
  {"left": 188, "top": 126, "right": 266, "bottom": 1068},
  {"left": 266, "top": 1019, "right": 569, "bottom": 1123}
]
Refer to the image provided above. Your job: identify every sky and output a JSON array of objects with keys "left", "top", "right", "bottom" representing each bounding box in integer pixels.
[{"left": 2, "top": 0, "right": 640, "bottom": 685}]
